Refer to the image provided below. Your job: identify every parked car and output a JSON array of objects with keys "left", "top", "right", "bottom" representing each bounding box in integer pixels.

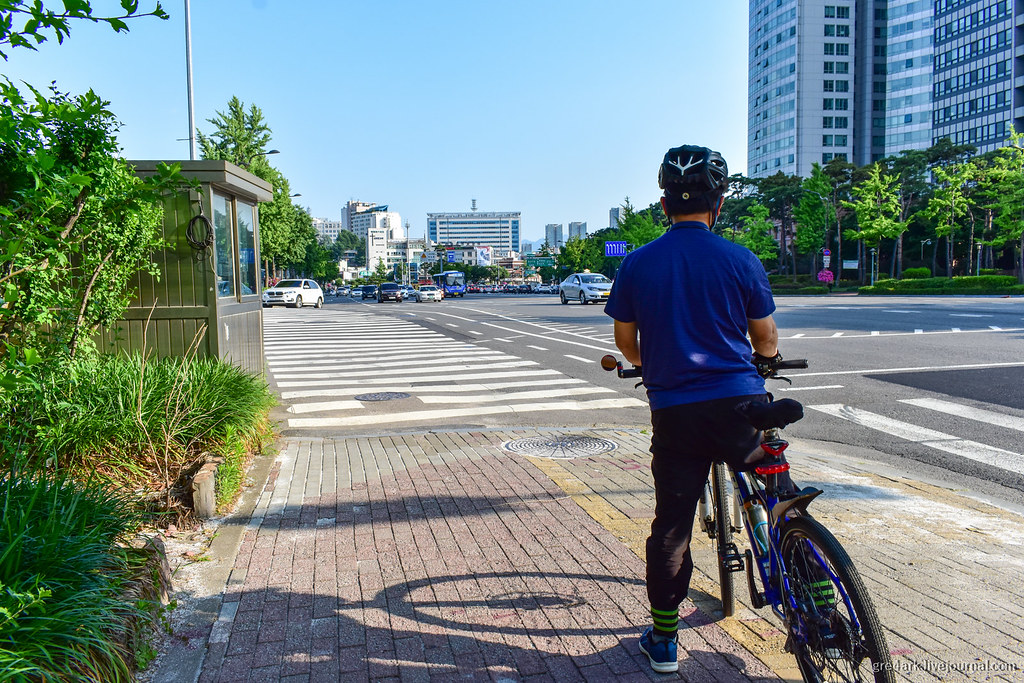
[
  {"left": 414, "top": 284, "right": 442, "bottom": 302},
  {"left": 360, "top": 285, "right": 378, "bottom": 299},
  {"left": 262, "top": 279, "right": 324, "bottom": 308},
  {"left": 559, "top": 272, "right": 613, "bottom": 304},
  {"left": 377, "top": 282, "right": 403, "bottom": 302}
]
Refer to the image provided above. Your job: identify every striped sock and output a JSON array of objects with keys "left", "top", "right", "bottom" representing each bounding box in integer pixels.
[{"left": 650, "top": 607, "right": 679, "bottom": 640}]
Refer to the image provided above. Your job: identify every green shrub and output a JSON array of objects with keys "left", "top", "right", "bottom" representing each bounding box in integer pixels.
[
  {"left": 902, "top": 267, "right": 930, "bottom": 279},
  {"left": 1009, "top": 285, "right": 1024, "bottom": 294},
  {"left": 768, "top": 274, "right": 815, "bottom": 284},
  {"left": 947, "top": 275, "right": 1017, "bottom": 289},
  {"left": 979, "top": 268, "right": 1000, "bottom": 275},
  {"left": 0, "top": 468, "right": 144, "bottom": 681},
  {"left": 3, "top": 353, "right": 275, "bottom": 500},
  {"left": 215, "top": 425, "right": 260, "bottom": 511}
]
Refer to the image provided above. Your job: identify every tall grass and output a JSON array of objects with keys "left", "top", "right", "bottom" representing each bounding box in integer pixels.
[
  {"left": 0, "top": 467, "right": 144, "bottom": 681},
  {"left": 3, "top": 352, "right": 275, "bottom": 500}
]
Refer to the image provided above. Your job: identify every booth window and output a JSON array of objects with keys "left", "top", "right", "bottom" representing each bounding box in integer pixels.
[
  {"left": 237, "top": 201, "right": 257, "bottom": 296},
  {"left": 212, "top": 192, "right": 236, "bottom": 298}
]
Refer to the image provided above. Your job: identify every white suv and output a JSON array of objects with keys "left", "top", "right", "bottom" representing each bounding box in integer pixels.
[
  {"left": 559, "top": 272, "right": 612, "bottom": 305},
  {"left": 262, "top": 279, "right": 324, "bottom": 308}
]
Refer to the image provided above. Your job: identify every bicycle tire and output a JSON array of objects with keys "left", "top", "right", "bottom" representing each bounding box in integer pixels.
[
  {"left": 712, "top": 462, "right": 736, "bottom": 617},
  {"left": 779, "top": 516, "right": 894, "bottom": 683}
]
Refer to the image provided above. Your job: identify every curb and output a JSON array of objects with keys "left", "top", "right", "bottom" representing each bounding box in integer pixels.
[{"left": 149, "top": 442, "right": 280, "bottom": 683}]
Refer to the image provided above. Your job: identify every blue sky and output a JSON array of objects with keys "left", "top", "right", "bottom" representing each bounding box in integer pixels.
[{"left": 4, "top": 1, "right": 749, "bottom": 243}]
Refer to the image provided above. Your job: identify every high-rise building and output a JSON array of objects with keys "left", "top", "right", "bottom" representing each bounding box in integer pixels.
[
  {"left": 748, "top": 0, "right": 1023, "bottom": 178},
  {"left": 520, "top": 240, "right": 535, "bottom": 254},
  {"left": 568, "top": 222, "right": 587, "bottom": 240},
  {"left": 609, "top": 207, "right": 624, "bottom": 230},
  {"left": 312, "top": 217, "right": 345, "bottom": 242},
  {"left": 426, "top": 209, "right": 521, "bottom": 257},
  {"left": 545, "top": 224, "right": 564, "bottom": 252}
]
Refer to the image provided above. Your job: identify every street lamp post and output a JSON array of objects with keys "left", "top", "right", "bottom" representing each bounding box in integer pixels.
[
  {"left": 239, "top": 149, "right": 279, "bottom": 169},
  {"left": 920, "top": 239, "right": 932, "bottom": 261},
  {"left": 870, "top": 247, "right": 877, "bottom": 285}
]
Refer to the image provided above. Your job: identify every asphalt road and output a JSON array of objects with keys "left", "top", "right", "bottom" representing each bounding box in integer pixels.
[{"left": 268, "top": 292, "right": 1024, "bottom": 509}]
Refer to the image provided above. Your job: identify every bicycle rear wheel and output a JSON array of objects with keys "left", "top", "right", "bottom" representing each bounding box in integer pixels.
[
  {"left": 780, "top": 516, "right": 894, "bottom": 683},
  {"left": 712, "top": 462, "right": 736, "bottom": 617}
]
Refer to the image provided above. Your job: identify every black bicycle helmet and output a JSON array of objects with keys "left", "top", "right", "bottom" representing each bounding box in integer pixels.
[{"left": 658, "top": 145, "right": 729, "bottom": 198}]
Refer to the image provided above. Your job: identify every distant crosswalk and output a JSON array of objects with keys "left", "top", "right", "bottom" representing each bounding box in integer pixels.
[
  {"left": 808, "top": 400, "right": 1024, "bottom": 476},
  {"left": 264, "top": 308, "right": 645, "bottom": 431}
]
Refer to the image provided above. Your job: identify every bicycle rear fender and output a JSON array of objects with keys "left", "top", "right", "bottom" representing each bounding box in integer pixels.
[{"left": 770, "top": 488, "right": 823, "bottom": 524}]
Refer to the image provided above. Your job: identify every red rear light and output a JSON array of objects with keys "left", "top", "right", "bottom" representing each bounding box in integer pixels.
[{"left": 755, "top": 462, "right": 791, "bottom": 475}]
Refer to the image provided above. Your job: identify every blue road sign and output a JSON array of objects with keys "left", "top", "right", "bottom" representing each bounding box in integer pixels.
[
  {"left": 823, "top": 248, "right": 831, "bottom": 256},
  {"left": 605, "top": 241, "right": 627, "bottom": 257}
]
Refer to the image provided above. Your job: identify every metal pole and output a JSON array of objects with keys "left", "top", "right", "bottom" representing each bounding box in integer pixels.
[{"left": 184, "top": 0, "right": 197, "bottom": 161}]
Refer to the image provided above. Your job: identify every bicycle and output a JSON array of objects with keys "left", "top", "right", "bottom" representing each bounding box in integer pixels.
[{"left": 601, "top": 354, "right": 895, "bottom": 683}]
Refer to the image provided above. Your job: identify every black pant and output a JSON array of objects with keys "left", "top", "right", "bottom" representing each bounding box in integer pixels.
[{"left": 645, "top": 393, "right": 768, "bottom": 612}]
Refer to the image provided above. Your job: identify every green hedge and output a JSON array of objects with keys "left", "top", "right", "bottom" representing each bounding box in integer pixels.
[
  {"left": 902, "top": 267, "right": 930, "bottom": 279},
  {"left": 860, "top": 275, "right": 1022, "bottom": 295}
]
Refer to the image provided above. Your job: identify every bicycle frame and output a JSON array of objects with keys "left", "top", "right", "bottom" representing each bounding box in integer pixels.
[{"left": 732, "top": 428, "right": 866, "bottom": 637}]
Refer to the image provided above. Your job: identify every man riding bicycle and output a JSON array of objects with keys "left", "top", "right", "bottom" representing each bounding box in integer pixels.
[{"left": 604, "top": 145, "right": 783, "bottom": 673}]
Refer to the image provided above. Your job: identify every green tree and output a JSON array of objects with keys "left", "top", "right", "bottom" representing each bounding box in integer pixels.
[
  {"left": 369, "top": 259, "right": 389, "bottom": 284},
  {"left": 924, "top": 161, "right": 978, "bottom": 278},
  {"left": 736, "top": 203, "right": 778, "bottom": 264},
  {"left": 617, "top": 198, "right": 664, "bottom": 249},
  {"left": 0, "top": 0, "right": 168, "bottom": 59},
  {"left": 793, "top": 164, "right": 835, "bottom": 274},
  {"left": 557, "top": 235, "right": 603, "bottom": 274},
  {"left": 982, "top": 133, "right": 1024, "bottom": 281},
  {"left": 843, "top": 164, "right": 906, "bottom": 283},
  {"left": 756, "top": 172, "right": 804, "bottom": 278},
  {"left": 0, "top": 82, "right": 186, "bottom": 360}
]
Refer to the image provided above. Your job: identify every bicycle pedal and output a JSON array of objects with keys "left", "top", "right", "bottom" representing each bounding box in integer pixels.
[{"left": 720, "top": 543, "right": 745, "bottom": 572}]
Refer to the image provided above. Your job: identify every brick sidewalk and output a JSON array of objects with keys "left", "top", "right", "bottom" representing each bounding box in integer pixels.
[
  {"left": 188, "top": 429, "right": 1024, "bottom": 682},
  {"left": 197, "top": 432, "right": 779, "bottom": 682}
]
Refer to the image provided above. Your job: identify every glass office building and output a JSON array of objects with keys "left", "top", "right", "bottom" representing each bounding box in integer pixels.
[
  {"left": 748, "top": 0, "right": 1024, "bottom": 178},
  {"left": 426, "top": 211, "right": 521, "bottom": 258}
]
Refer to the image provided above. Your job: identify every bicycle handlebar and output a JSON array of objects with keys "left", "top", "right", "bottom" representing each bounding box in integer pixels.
[{"left": 600, "top": 354, "right": 808, "bottom": 380}]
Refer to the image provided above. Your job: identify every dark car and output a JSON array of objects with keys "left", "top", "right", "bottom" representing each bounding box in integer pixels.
[
  {"left": 377, "top": 282, "right": 403, "bottom": 302},
  {"left": 360, "top": 285, "right": 378, "bottom": 299}
]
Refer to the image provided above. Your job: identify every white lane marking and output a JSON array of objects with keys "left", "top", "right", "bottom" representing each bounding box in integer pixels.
[
  {"left": 914, "top": 329, "right": 924, "bottom": 334},
  {"left": 756, "top": 327, "right": 1023, "bottom": 341},
  {"left": 871, "top": 331, "right": 879, "bottom": 336},
  {"left": 527, "top": 345, "right": 548, "bottom": 351},
  {"left": 267, "top": 349, "right": 499, "bottom": 366},
  {"left": 467, "top": 330, "right": 482, "bottom": 335},
  {"left": 951, "top": 327, "right": 961, "bottom": 332},
  {"left": 442, "top": 306, "right": 618, "bottom": 353},
  {"left": 831, "top": 332, "right": 844, "bottom": 338},
  {"left": 288, "top": 400, "right": 364, "bottom": 414},
  {"left": 775, "top": 385, "right": 844, "bottom": 392},
  {"left": 900, "top": 398, "right": 1024, "bottom": 433},
  {"left": 789, "top": 333, "right": 805, "bottom": 338},
  {"left": 883, "top": 310, "right": 919, "bottom": 313},
  {"left": 808, "top": 404, "right": 1024, "bottom": 476},
  {"left": 280, "top": 378, "right": 588, "bottom": 400},
  {"left": 778, "top": 361, "right": 1024, "bottom": 378},
  {"left": 990, "top": 326, "right": 1003, "bottom": 331},
  {"left": 418, "top": 387, "right": 616, "bottom": 403},
  {"left": 950, "top": 313, "right": 991, "bottom": 317},
  {"left": 425, "top": 317, "right": 436, "bottom": 321},
  {"left": 447, "top": 324, "right": 460, "bottom": 328},
  {"left": 277, "top": 369, "right": 560, "bottom": 387},
  {"left": 270, "top": 354, "right": 512, "bottom": 373},
  {"left": 288, "top": 397, "right": 647, "bottom": 428},
  {"left": 565, "top": 354, "right": 596, "bottom": 363},
  {"left": 494, "top": 338, "right": 513, "bottom": 343},
  {"left": 274, "top": 360, "right": 536, "bottom": 380}
]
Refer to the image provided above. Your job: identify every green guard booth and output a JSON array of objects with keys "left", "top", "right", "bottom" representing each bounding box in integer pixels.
[{"left": 98, "top": 160, "right": 273, "bottom": 376}]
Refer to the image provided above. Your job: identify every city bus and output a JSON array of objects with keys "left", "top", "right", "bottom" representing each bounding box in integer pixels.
[{"left": 432, "top": 270, "right": 466, "bottom": 297}]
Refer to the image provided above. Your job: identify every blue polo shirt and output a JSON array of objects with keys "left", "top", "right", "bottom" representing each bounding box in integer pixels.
[{"left": 604, "top": 222, "right": 776, "bottom": 411}]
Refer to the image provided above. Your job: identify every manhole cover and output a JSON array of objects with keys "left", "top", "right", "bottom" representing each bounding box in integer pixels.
[
  {"left": 354, "top": 392, "right": 411, "bottom": 402},
  {"left": 502, "top": 435, "right": 618, "bottom": 460}
]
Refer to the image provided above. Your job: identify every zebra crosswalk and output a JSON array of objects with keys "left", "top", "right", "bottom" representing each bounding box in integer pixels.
[
  {"left": 807, "top": 400, "right": 1024, "bottom": 477},
  {"left": 264, "top": 308, "right": 645, "bottom": 432}
]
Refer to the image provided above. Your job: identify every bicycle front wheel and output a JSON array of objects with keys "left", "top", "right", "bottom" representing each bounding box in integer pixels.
[
  {"left": 712, "top": 462, "right": 736, "bottom": 617},
  {"left": 780, "top": 516, "right": 894, "bottom": 683}
]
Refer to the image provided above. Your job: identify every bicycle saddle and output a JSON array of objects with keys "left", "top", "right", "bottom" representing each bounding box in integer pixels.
[{"left": 737, "top": 398, "right": 804, "bottom": 430}]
